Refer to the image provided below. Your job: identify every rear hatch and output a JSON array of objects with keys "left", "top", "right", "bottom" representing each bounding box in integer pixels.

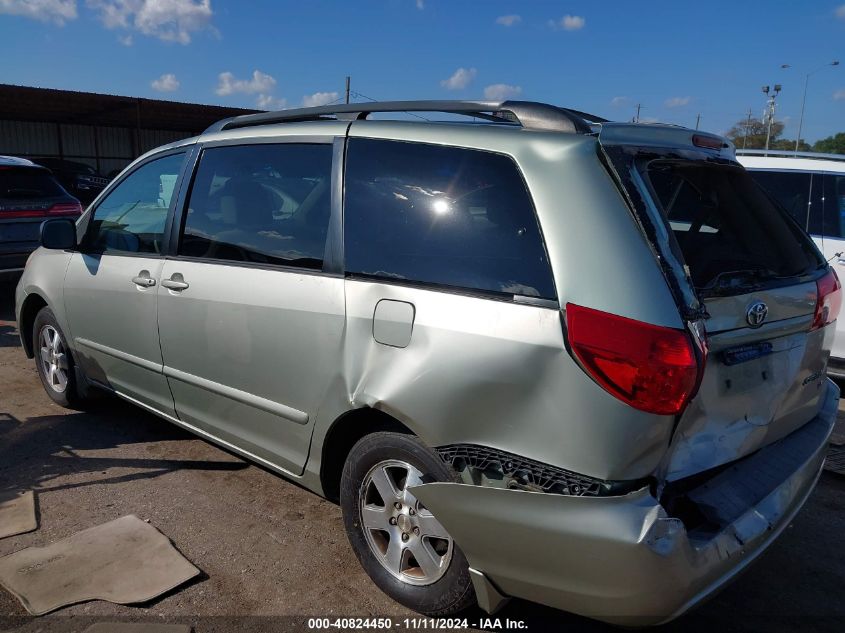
[{"left": 598, "top": 125, "right": 837, "bottom": 482}]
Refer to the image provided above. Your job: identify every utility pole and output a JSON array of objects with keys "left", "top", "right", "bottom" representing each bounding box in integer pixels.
[
  {"left": 742, "top": 108, "right": 753, "bottom": 149},
  {"left": 761, "top": 84, "right": 781, "bottom": 154},
  {"left": 695, "top": 113, "right": 701, "bottom": 130},
  {"left": 634, "top": 103, "right": 642, "bottom": 123},
  {"left": 345, "top": 76, "right": 351, "bottom": 104}
]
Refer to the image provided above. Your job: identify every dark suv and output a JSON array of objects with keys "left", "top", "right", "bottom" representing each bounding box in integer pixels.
[
  {"left": 31, "top": 158, "right": 110, "bottom": 205},
  {"left": 0, "top": 156, "right": 82, "bottom": 279}
]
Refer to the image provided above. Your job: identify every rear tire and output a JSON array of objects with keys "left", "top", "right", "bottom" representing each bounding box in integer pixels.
[
  {"left": 33, "top": 306, "right": 88, "bottom": 408},
  {"left": 340, "top": 431, "right": 475, "bottom": 616}
]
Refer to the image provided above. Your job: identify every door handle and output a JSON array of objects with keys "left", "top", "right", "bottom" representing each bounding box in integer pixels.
[
  {"left": 161, "top": 274, "right": 189, "bottom": 291},
  {"left": 131, "top": 271, "right": 156, "bottom": 288},
  {"left": 837, "top": 258, "right": 845, "bottom": 265}
]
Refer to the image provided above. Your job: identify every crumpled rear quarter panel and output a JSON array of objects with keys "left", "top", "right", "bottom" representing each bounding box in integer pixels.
[{"left": 327, "top": 280, "right": 676, "bottom": 482}]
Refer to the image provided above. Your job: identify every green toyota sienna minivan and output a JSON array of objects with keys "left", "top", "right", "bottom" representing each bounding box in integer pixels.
[{"left": 16, "top": 101, "right": 840, "bottom": 624}]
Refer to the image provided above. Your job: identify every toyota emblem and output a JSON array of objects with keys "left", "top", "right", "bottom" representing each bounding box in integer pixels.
[{"left": 746, "top": 301, "right": 768, "bottom": 328}]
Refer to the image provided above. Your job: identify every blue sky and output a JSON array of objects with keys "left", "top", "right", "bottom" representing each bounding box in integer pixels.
[{"left": 2, "top": 0, "right": 845, "bottom": 142}]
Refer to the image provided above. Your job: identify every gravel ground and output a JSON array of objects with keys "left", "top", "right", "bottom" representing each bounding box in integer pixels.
[{"left": 1, "top": 280, "right": 844, "bottom": 633}]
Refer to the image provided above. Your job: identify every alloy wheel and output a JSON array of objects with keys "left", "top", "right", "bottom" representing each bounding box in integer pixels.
[
  {"left": 39, "top": 325, "right": 69, "bottom": 394},
  {"left": 359, "top": 459, "right": 453, "bottom": 586}
]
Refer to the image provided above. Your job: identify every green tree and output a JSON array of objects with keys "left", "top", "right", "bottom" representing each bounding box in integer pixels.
[
  {"left": 769, "top": 138, "right": 812, "bottom": 151},
  {"left": 725, "top": 117, "right": 784, "bottom": 149},
  {"left": 813, "top": 132, "right": 845, "bottom": 155}
]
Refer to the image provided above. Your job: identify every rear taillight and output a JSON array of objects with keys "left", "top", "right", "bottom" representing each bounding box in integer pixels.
[
  {"left": 0, "top": 202, "right": 82, "bottom": 219},
  {"left": 565, "top": 303, "right": 702, "bottom": 415},
  {"left": 48, "top": 202, "right": 83, "bottom": 216},
  {"left": 811, "top": 269, "right": 842, "bottom": 331}
]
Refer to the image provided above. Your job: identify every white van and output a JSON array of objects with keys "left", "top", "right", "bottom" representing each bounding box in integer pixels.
[{"left": 737, "top": 149, "right": 845, "bottom": 372}]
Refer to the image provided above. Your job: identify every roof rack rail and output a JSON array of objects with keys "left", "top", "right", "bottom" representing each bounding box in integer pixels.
[{"left": 204, "top": 100, "right": 600, "bottom": 135}]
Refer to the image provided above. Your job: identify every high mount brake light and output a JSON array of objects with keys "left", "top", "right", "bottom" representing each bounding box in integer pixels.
[
  {"left": 691, "top": 134, "right": 725, "bottom": 150},
  {"left": 811, "top": 269, "right": 842, "bottom": 331},
  {"left": 565, "top": 303, "right": 703, "bottom": 415}
]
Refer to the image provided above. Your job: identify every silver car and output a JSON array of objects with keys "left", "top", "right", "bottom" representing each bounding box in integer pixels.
[{"left": 15, "top": 101, "right": 840, "bottom": 625}]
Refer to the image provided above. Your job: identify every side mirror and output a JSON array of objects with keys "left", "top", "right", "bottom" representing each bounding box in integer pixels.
[{"left": 40, "top": 218, "right": 78, "bottom": 250}]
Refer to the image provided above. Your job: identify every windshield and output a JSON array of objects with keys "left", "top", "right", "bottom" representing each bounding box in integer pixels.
[{"left": 640, "top": 160, "right": 823, "bottom": 294}]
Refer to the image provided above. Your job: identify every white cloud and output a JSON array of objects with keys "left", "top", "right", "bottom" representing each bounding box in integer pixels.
[
  {"left": 151, "top": 72, "right": 179, "bottom": 92},
  {"left": 118, "top": 33, "right": 133, "bottom": 45},
  {"left": 301, "top": 91, "right": 339, "bottom": 107},
  {"left": 611, "top": 96, "right": 630, "bottom": 107},
  {"left": 216, "top": 69, "right": 276, "bottom": 96},
  {"left": 484, "top": 83, "right": 522, "bottom": 101},
  {"left": 834, "top": 89, "right": 845, "bottom": 100},
  {"left": 86, "top": 0, "right": 214, "bottom": 44},
  {"left": 550, "top": 14, "right": 585, "bottom": 31},
  {"left": 0, "top": 0, "right": 77, "bottom": 25},
  {"left": 256, "top": 94, "right": 287, "bottom": 110},
  {"left": 441, "top": 67, "right": 477, "bottom": 90},
  {"left": 836, "top": 4, "right": 845, "bottom": 18},
  {"left": 665, "top": 96, "right": 692, "bottom": 108},
  {"left": 496, "top": 14, "right": 521, "bottom": 27},
  {"left": 416, "top": 0, "right": 423, "bottom": 8}
]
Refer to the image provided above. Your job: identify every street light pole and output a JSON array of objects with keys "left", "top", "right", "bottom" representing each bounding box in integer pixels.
[
  {"left": 789, "top": 61, "right": 839, "bottom": 154},
  {"left": 762, "top": 84, "right": 781, "bottom": 154}
]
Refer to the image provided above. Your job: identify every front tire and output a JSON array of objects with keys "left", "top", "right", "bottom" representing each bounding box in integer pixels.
[
  {"left": 340, "top": 431, "right": 475, "bottom": 616},
  {"left": 33, "top": 306, "right": 86, "bottom": 408}
]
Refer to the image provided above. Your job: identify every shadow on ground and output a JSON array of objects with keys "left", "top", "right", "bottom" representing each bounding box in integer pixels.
[{"left": 0, "top": 404, "right": 249, "bottom": 496}]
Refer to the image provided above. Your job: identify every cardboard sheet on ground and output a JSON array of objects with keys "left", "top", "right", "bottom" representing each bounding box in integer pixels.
[
  {"left": 83, "top": 622, "right": 192, "bottom": 633},
  {"left": 0, "top": 515, "right": 200, "bottom": 615},
  {"left": 0, "top": 490, "right": 37, "bottom": 539}
]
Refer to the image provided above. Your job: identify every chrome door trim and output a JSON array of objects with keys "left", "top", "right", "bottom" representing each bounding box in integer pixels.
[
  {"left": 200, "top": 134, "right": 337, "bottom": 148},
  {"left": 111, "top": 388, "right": 301, "bottom": 480},
  {"left": 75, "top": 337, "right": 163, "bottom": 373},
  {"left": 162, "top": 364, "right": 310, "bottom": 425}
]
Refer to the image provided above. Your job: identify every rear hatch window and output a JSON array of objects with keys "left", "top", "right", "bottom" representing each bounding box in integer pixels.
[
  {"left": 640, "top": 160, "right": 823, "bottom": 297},
  {"left": 0, "top": 167, "right": 66, "bottom": 200}
]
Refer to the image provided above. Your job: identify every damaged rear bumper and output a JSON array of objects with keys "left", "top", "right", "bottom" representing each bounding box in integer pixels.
[{"left": 410, "top": 379, "right": 839, "bottom": 626}]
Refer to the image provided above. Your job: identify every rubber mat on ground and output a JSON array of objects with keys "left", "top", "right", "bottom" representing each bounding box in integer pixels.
[
  {"left": 825, "top": 445, "right": 845, "bottom": 475},
  {"left": 0, "top": 515, "right": 200, "bottom": 615},
  {"left": 0, "top": 490, "right": 37, "bottom": 539}
]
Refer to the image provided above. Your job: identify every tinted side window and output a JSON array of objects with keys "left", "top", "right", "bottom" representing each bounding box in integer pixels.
[
  {"left": 86, "top": 152, "right": 185, "bottom": 254},
  {"left": 747, "top": 170, "right": 824, "bottom": 235},
  {"left": 823, "top": 174, "right": 845, "bottom": 239},
  {"left": 180, "top": 144, "right": 333, "bottom": 270},
  {"left": 344, "top": 139, "right": 555, "bottom": 299},
  {"left": 748, "top": 171, "right": 810, "bottom": 230}
]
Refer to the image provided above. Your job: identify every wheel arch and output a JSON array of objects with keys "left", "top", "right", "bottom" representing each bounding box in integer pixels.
[
  {"left": 18, "top": 292, "right": 49, "bottom": 358},
  {"left": 319, "top": 407, "right": 415, "bottom": 502}
]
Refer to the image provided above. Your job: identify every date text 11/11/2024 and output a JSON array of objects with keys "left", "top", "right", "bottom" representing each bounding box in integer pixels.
[{"left": 306, "top": 617, "right": 529, "bottom": 629}]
